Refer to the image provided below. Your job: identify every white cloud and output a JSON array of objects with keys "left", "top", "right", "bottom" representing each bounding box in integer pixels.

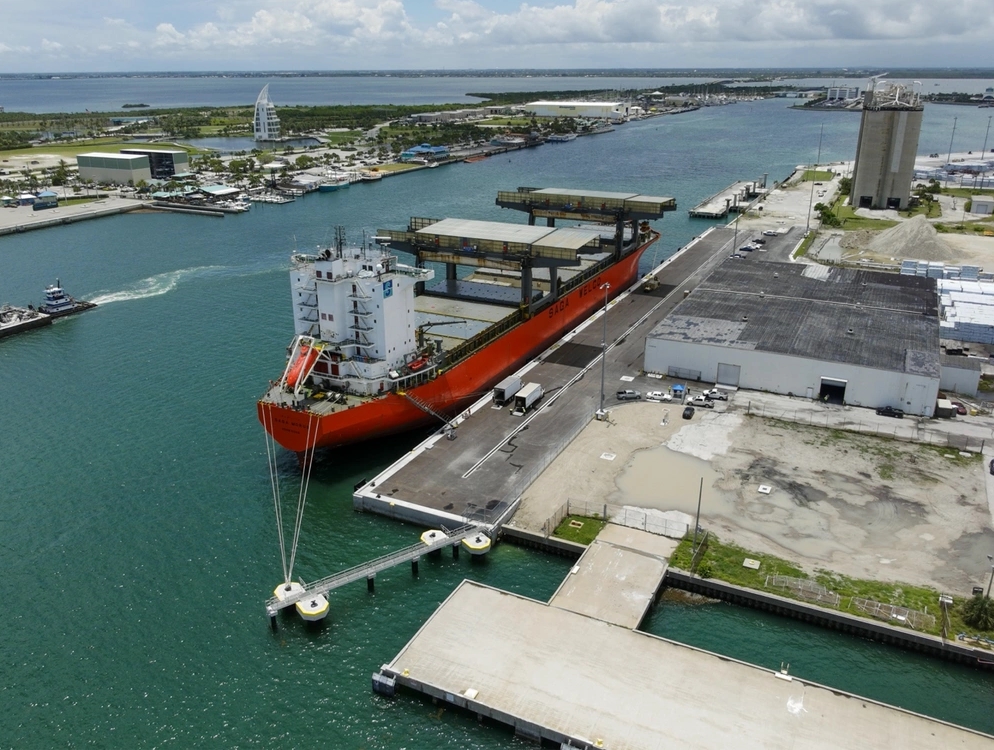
[{"left": 0, "top": 0, "right": 991, "bottom": 69}]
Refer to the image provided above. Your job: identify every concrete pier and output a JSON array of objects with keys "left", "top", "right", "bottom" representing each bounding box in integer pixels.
[
  {"left": 382, "top": 581, "right": 994, "bottom": 749},
  {"left": 353, "top": 226, "right": 738, "bottom": 528},
  {"left": 689, "top": 177, "right": 769, "bottom": 218},
  {"left": 548, "top": 525, "right": 676, "bottom": 628},
  {"left": 0, "top": 196, "right": 146, "bottom": 236}
]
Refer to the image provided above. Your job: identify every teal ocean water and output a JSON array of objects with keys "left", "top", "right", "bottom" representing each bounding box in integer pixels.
[{"left": 3, "top": 98, "right": 994, "bottom": 746}]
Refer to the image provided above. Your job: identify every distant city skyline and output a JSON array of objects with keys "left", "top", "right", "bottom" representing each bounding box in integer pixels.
[{"left": 2, "top": 1, "right": 992, "bottom": 73}]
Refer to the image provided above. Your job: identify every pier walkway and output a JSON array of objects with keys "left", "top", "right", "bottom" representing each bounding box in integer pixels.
[
  {"left": 381, "top": 581, "right": 993, "bottom": 749},
  {"left": 264, "top": 523, "right": 483, "bottom": 617},
  {"left": 689, "top": 176, "right": 769, "bottom": 218}
]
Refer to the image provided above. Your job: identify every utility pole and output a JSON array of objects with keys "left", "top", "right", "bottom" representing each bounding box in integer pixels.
[
  {"left": 805, "top": 123, "right": 825, "bottom": 234},
  {"left": 597, "top": 282, "right": 611, "bottom": 418}
]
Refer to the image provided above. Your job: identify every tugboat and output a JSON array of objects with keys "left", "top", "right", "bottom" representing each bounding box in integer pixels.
[{"left": 38, "top": 280, "right": 97, "bottom": 319}]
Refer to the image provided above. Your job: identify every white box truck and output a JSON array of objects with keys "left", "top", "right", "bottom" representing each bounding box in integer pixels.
[
  {"left": 511, "top": 382, "right": 543, "bottom": 416},
  {"left": 493, "top": 375, "right": 522, "bottom": 406}
]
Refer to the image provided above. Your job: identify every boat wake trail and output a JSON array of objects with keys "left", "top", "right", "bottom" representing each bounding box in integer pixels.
[{"left": 89, "top": 266, "right": 227, "bottom": 305}]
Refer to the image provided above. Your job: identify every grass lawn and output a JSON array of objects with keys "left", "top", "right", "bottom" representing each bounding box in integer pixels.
[
  {"left": 372, "top": 162, "right": 419, "bottom": 173},
  {"left": 793, "top": 231, "right": 816, "bottom": 258},
  {"left": 669, "top": 532, "right": 992, "bottom": 640},
  {"left": 833, "top": 202, "right": 899, "bottom": 230},
  {"left": 552, "top": 515, "right": 607, "bottom": 546},
  {"left": 802, "top": 169, "right": 835, "bottom": 181}
]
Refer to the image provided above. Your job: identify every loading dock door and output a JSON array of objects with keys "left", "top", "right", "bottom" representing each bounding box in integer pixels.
[
  {"left": 819, "top": 377, "right": 847, "bottom": 405},
  {"left": 717, "top": 363, "right": 741, "bottom": 387}
]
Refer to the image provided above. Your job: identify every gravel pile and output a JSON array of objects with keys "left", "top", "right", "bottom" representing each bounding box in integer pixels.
[{"left": 864, "top": 215, "right": 955, "bottom": 261}]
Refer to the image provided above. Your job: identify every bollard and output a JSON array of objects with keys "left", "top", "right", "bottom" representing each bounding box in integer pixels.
[{"left": 367, "top": 574, "right": 375, "bottom": 593}]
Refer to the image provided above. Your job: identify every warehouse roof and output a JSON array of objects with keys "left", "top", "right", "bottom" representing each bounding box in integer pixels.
[{"left": 648, "top": 261, "right": 940, "bottom": 377}]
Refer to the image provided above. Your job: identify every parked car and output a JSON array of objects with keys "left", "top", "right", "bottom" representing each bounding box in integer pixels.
[
  {"left": 688, "top": 395, "right": 715, "bottom": 408},
  {"left": 762, "top": 230, "right": 779, "bottom": 237},
  {"left": 738, "top": 244, "right": 756, "bottom": 252},
  {"left": 645, "top": 391, "right": 672, "bottom": 402},
  {"left": 989, "top": 458, "right": 994, "bottom": 476},
  {"left": 616, "top": 389, "right": 641, "bottom": 401},
  {"left": 751, "top": 238, "right": 767, "bottom": 245},
  {"left": 702, "top": 388, "right": 728, "bottom": 401},
  {"left": 730, "top": 253, "right": 745, "bottom": 259},
  {"left": 682, "top": 406, "right": 695, "bottom": 419},
  {"left": 875, "top": 405, "right": 905, "bottom": 419},
  {"left": 952, "top": 401, "right": 968, "bottom": 415}
]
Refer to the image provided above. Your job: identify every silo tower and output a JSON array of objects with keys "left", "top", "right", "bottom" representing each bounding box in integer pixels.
[{"left": 850, "top": 80, "right": 923, "bottom": 210}]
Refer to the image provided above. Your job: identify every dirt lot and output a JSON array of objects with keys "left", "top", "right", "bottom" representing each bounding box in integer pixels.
[{"left": 517, "top": 400, "right": 994, "bottom": 595}]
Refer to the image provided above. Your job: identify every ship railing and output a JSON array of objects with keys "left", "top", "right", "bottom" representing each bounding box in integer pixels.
[{"left": 440, "top": 310, "right": 522, "bottom": 370}]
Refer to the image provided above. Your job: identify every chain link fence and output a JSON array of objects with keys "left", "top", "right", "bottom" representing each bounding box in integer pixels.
[
  {"left": 746, "top": 402, "right": 986, "bottom": 452},
  {"left": 766, "top": 575, "right": 841, "bottom": 607},
  {"left": 541, "top": 498, "right": 689, "bottom": 539},
  {"left": 850, "top": 597, "right": 936, "bottom": 631}
]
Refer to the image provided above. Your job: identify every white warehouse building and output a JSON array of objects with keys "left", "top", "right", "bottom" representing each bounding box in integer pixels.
[
  {"left": 525, "top": 101, "right": 630, "bottom": 122},
  {"left": 644, "top": 261, "right": 942, "bottom": 416},
  {"left": 77, "top": 152, "right": 152, "bottom": 185}
]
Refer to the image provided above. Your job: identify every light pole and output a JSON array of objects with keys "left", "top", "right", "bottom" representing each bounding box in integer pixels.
[
  {"left": 945, "top": 116, "right": 958, "bottom": 186},
  {"left": 805, "top": 123, "right": 824, "bottom": 234},
  {"left": 986, "top": 554, "right": 994, "bottom": 599},
  {"left": 597, "top": 282, "right": 611, "bottom": 418},
  {"left": 983, "top": 116, "right": 992, "bottom": 157}
]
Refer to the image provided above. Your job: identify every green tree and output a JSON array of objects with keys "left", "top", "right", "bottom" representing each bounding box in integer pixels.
[{"left": 962, "top": 595, "right": 994, "bottom": 630}]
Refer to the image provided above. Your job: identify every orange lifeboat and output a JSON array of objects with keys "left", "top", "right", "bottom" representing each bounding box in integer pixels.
[{"left": 286, "top": 345, "right": 319, "bottom": 388}]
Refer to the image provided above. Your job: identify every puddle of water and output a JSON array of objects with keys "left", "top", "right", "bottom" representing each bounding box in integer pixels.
[{"left": 616, "top": 444, "right": 732, "bottom": 516}]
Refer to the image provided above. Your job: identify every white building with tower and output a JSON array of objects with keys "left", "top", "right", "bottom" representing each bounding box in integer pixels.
[{"left": 254, "top": 85, "right": 281, "bottom": 142}]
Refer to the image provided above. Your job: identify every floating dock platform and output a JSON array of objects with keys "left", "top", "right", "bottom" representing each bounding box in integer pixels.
[
  {"left": 379, "top": 580, "right": 994, "bottom": 749},
  {"left": 689, "top": 175, "right": 769, "bottom": 218}
]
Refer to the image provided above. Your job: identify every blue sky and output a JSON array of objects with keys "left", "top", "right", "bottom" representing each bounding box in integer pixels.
[{"left": 1, "top": 0, "right": 992, "bottom": 72}]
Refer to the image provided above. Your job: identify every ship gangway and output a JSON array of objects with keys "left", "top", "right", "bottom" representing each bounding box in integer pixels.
[{"left": 265, "top": 523, "right": 485, "bottom": 619}]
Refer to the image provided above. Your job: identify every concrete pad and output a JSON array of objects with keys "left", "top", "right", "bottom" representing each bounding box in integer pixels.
[
  {"left": 548, "top": 525, "right": 674, "bottom": 628},
  {"left": 386, "top": 582, "right": 992, "bottom": 750}
]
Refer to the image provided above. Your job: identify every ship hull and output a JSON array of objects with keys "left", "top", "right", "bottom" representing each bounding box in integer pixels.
[{"left": 259, "top": 241, "right": 654, "bottom": 452}]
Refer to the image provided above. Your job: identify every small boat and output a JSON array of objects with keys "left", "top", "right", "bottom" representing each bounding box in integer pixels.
[
  {"left": 546, "top": 133, "right": 577, "bottom": 143},
  {"left": 461, "top": 533, "right": 492, "bottom": 557},
  {"left": 38, "top": 280, "right": 97, "bottom": 319}
]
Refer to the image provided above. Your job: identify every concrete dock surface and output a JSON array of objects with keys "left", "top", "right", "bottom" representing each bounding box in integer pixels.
[
  {"left": 548, "top": 525, "right": 676, "bottom": 628},
  {"left": 354, "top": 226, "right": 739, "bottom": 527},
  {"left": 385, "top": 581, "right": 994, "bottom": 749}
]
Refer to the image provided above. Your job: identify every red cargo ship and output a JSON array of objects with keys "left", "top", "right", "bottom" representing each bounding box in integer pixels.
[{"left": 258, "top": 188, "right": 675, "bottom": 453}]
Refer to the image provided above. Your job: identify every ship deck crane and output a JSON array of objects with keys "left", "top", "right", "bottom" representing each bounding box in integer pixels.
[{"left": 417, "top": 320, "right": 462, "bottom": 350}]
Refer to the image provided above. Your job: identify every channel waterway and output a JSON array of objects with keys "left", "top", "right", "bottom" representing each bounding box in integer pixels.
[{"left": 2, "top": 96, "right": 993, "bottom": 746}]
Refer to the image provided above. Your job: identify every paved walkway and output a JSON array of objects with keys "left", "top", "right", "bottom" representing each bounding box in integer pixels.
[{"left": 548, "top": 525, "right": 677, "bottom": 628}]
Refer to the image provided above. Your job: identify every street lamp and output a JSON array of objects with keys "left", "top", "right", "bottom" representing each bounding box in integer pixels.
[
  {"left": 986, "top": 554, "right": 994, "bottom": 599},
  {"left": 805, "top": 123, "right": 825, "bottom": 234},
  {"left": 597, "top": 282, "right": 611, "bottom": 418}
]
